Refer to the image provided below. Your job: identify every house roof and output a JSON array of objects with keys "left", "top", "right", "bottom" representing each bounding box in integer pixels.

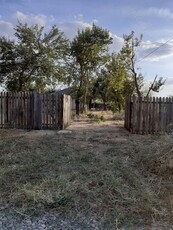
[{"left": 53, "top": 87, "right": 73, "bottom": 96}]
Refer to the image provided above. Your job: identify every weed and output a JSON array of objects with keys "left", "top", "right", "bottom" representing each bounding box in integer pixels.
[{"left": 87, "top": 113, "right": 106, "bottom": 122}]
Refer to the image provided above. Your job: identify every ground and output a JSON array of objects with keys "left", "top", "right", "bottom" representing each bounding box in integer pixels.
[{"left": 0, "top": 111, "right": 173, "bottom": 229}]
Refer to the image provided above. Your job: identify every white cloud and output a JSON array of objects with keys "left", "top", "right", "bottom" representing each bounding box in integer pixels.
[
  {"left": 126, "top": 7, "right": 173, "bottom": 19},
  {"left": 109, "top": 32, "right": 123, "bottom": 53},
  {"left": 139, "top": 39, "right": 173, "bottom": 62},
  {"left": 57, "top": 20, "right": 92, "bottom": 39},
  {"left": 13, "top": 11, "right": 53, "bottom": 26},
  {"left": 74, "top": 14, "right": 84, "bottom": 21},
  {"left": 0, "top": 20, "right": 14, "bottom": 38},
  {"left": 154, "top": 83, "right": 173, "bottom": 97},
  {"left": 146, "top": 7, "right": 173, "bottom": 19}
]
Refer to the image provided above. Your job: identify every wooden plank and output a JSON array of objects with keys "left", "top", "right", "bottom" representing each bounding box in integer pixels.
[
  {"left": 1, "top": 92, "right": 3, "bottom": 128},
  {"left": 138, "top": 97, "right": 142, "bottom": 134},
  {"left": 151, "top": 97, "right": 155, "bottom": 133},
  {"left": 37, "top": 93, "right": 42, "bottom": 130},
  {"left": 145, "top": 97, "right": 149, "bottom": 134},
  {"left": 155, "top": 97, "right": 158, "bottom": 133},
  {"left": 0, "top": 92, "right": 3, "bottom": 128},
  {"left": 129, "top": 96, "right": 132, "bottom": 131},
  {"left": 18, "top": 92, "right": 21, "bottom": 129},
  {"left": 51, "top": 94, "right": 54, "bottom": 129},
  {"left": 7, "top": 92, "right": 10, "bottom": 128},
  {"left": 21, "top": 92, "right": 24, "bottom": 129},
  {"left": 57, "top": 95, "right": 61, "bottom": 129},
  {"left": 132, "top": 95, "right": 136, "bottom": 134},
  {"left": 55, "top": 94, "right": 58, "bottom": 129},
  {"left": 60, "top": 94, "right": 63, "bottom": 129},
  {"left": 30, "top": 92, "right": 35, "bottom": 130},
  {"left": 33, "top": 93, "right": 41, "bottom": 130},
  {"left": 168, "top": 97, "right": 172, "bottom": 125},
  {"left": 10, "top": 92, "right": 14, "bottom": 128},
  {"left": 161, "top": 97, "right": 165, "bottom": 132},
  {"left": 46, "top": 94, "right": 49, "bottom": 129},
  {"left": 24, "top": 92, "right": 27, "bottom": 129},
  {"left": 4, "top": 92, "right": 7, "bottom": 129},
  {"left": 27, "top": 92, "right": 31, "bottom": 129},
  {"left": 148, "top": 97, "right": 151, "bottom": 134},
  {"left": 42, "top": 94, "right": 45, "bottom": 129}
]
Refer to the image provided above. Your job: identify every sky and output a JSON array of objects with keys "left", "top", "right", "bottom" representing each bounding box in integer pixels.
[{"left": 0, "top": 0, "right": 173, "bottom": 96}]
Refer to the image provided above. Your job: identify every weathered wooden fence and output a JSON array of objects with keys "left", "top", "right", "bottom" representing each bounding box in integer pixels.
[
  {"left": 0, "top": 92, "right": 71, "bottom": 130},
  {"left": 125, "top": 96, "right": 173, "bottom": 134}
]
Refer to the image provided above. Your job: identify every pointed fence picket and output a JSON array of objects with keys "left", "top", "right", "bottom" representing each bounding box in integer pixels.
[
  {"left": 0, "top": 92, "right": 71, "bottom": 130},
  {"left": 125, "top": 96, "right": 173, "bottom": 134}
]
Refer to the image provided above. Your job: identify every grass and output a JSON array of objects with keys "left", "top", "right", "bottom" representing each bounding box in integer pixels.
[
  {"left": 0, "top": 126, "right": 173, "bottom": 229},
  {"left": 87, "top": 113, "right": 106, "bottom": 122}
]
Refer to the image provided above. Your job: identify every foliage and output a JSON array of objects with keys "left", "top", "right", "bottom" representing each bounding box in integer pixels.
[
  {"left": 93, "top": 53, "right": 135, "bottom": 112},
  {"left": 70, "top": 24, "right": 113, "bottom": 114},
  {"left": 0, "top": 22, "right": 69, "bottom": 92}
]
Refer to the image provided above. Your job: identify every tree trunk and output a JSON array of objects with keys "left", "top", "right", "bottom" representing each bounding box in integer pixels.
[
  {"left": 89, "top": 98, "right": 92, "bottom": 110},
  {"left": 103, "top": 101, "right": 107, "bottom": 111},
  {"left": 75, "top": 99, "right": 80, "bottom": 115},
  {"left": 82, "top": 88, "right": 88, "bottom": 113}
]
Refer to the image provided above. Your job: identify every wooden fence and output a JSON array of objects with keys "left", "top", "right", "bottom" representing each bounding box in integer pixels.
[
  {"left": 0, "top": 92, "right": 71, "bottom": 130},
  {"left": 125, "top": 96, "right": 173, "bottom": 134}
]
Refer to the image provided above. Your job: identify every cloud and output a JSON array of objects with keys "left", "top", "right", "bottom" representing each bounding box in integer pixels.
[
  {"left": 0, "top": 20, "right": 14, "bottom": 38},
  {"left": 146, "top": 7, "right": 173, "bottom": 19},
  {"left": 126, "top": 7, "right": 173, "bottom": 19},
  {"left": 13, "top": 11, "right": 49, "bottom": 26},
  {"left": 166, "top": 77, "right": 173, "bottom": 85},
  {"left": 57, "top": 20, "right": 93, "bottom": 39},
  {"left": 109, "top": 32, "right": 124, "bottom": 53},
  {"left": 0, "top": 11, "right": 57, "bottom": 39},
  {"left": 138, "top": 39, "right": 173, "bottom": 62},
  {"left": 0, "top": 11, "right": 124, "bottom": 55},
  {"left": 155, "top": 83, "right": 173, "bottom": 97}
]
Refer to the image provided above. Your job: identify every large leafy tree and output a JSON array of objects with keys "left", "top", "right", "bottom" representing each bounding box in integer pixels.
[
  {"left": 0, "top": 22, "right": 69, "bottom": 92},
  {"left": 70, "top": 24, "right": 113, "bottom": 114}
]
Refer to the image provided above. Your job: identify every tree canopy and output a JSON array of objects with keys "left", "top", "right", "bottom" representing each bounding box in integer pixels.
[
  {"left": 0, "top": 22, "right": 69, "bottom": 92},
  {"left": 70, "top": 24, "right": 113, "bottom": 114},
  {"left": 0, "top": 23, "right": 165, "bottom": 113}
]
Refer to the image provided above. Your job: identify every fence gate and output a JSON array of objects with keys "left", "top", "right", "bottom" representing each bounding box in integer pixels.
[
  {"left": 0, "top": 92, "right": 71, "bottom": 130},
  {"left": 125, "top": 96, "right": 173, "bottom": 134}
]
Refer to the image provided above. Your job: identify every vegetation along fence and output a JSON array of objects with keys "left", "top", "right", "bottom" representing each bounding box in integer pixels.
[
  {"left": 0, "top": 92, "right": 71, "bottom": 130},
  {"left": 125, "top": 96, "right": 173, "bottom": 134}
]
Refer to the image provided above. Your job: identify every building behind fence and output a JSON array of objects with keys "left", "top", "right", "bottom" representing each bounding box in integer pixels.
[
  {"left": 0, "top": 92, "right": 71, "bottom": 130},
  {"left": 125, "top": 96, "right": 173, "bottom": 134}
]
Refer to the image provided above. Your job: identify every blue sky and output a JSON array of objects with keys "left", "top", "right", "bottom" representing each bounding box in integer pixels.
[{"left": 0, "top": 0, "right": 173, "bottom": 96}]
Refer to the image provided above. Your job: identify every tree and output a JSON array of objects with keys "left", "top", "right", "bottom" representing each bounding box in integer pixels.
[
  {"left": 120, "top": 31, "right": 165, "bottom": 97},
  {"left": 70, "top": 24, "right": 113, "bottom": 114},
  {"left": 93, "top": 53, "right": 135, "bottom": 112},
  {"left": 0, "top": 22, "right": 69, "bottom": 92}
]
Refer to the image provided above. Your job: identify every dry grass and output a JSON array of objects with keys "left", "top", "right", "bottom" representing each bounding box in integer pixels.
[{"left": 0, "top": 120, "right": 173, "bottom": 229}]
